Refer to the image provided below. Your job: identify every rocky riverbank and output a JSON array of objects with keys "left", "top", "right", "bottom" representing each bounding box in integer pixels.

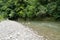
[{"left": 0, "top": 20, "right": 46, "bottom": 40}]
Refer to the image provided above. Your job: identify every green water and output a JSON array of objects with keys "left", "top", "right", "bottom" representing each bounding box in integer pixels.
[{"left": 19, "top": 20, "right": 60, "bottom": 40}]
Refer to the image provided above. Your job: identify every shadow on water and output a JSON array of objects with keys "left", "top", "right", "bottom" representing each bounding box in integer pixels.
[{"left": 18, "top": 20, "right": 60, "bottom": 40}]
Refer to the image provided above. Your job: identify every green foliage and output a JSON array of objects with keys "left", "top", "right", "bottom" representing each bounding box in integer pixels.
[
  {"left": 0, "top": 0, "right": 60, "bottom": 21},
  {"left": 47, "top": 2, "right": 57, "bottom": 14}
]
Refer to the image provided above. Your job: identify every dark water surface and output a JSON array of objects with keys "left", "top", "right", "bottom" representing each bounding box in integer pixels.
[{"left": 19, "top": 20, "right": 60, "bottom": 40}]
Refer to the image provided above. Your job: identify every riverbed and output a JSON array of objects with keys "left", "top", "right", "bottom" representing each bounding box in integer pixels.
[{"left": 0, "top": 20, "right": 45, "bottom": 40}]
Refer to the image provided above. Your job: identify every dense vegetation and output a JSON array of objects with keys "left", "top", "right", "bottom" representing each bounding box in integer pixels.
[{"left": 0, "top": 0, "right": 60, "bottom": 21}]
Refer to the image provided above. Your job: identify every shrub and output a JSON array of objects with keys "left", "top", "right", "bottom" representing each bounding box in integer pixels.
[{"left": 0, "top": 0, "right": 60, "bottom": 21}]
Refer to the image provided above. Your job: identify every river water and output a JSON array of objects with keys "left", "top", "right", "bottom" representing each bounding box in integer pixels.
[{"left": 19, "top": 20, "right": 60, "bottom": 40}]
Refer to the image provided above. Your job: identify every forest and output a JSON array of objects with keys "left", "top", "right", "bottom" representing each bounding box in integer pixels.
[{"left": 0, "top": 0, "right": 60, "bottom": 21}]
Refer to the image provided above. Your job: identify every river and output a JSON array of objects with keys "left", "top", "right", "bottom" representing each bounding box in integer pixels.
[{"left": 19, "top": 20, "right": 60, "bottom": 40}]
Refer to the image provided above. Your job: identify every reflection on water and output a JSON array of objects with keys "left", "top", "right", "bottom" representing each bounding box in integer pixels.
[{"left": 19, "top": 21, "right": 60, "bottom": 40}]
